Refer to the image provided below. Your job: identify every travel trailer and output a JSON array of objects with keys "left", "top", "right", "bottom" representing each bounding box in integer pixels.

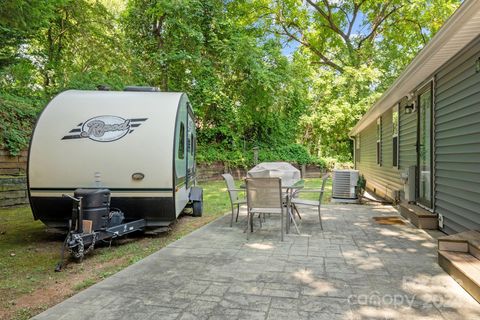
[{"left": 28, "top": 89, "right": 203, "bottom": 230}]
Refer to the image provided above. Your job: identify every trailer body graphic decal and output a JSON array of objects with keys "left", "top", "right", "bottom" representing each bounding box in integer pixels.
[{"left": 62, "top": 116, "right": 148, "bottom": 142}]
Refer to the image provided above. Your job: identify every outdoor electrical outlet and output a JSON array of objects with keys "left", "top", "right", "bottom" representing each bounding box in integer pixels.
[{"left": 438, "top": 214, "right": 444, "bottom": 229}]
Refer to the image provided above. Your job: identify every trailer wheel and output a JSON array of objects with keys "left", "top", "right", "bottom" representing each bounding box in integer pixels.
[
  {"left": 189, "top": 187, "right": 203, "bottom": 217},
  {"left": 192, "top": 200, "right": 203, "bottom": 217}
]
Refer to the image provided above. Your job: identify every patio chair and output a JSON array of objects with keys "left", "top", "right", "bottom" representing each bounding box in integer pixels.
[
  {"left": 222, "top": 173, "right": 247, "bottom": 227},
  {"left": 290, "top": 173, "right": 329, "bottom": 230},
  {"left": 245, "top": 177, "right": 284, "bottom": 241}
]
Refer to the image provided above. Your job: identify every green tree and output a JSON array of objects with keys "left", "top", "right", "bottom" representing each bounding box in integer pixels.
[
  {"left": 254, "top": 0, "right": 460, "bottom": 159},
  {"left": 123, "top": 0, "right": 310, "bottom": 162},
  {"left": 0, "top": 0, "right": 462, "bottom": 164}
]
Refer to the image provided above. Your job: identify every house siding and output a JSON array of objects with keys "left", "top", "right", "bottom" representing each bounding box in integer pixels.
[
  {"left": 356, "top": 109, "right": 403, "bottom": 200},
  {"left": 434, "top": 37, "right": 480, "bottom": 233},
  {"left": 399, "top": 99, "right": 417, "bottom": 170}
]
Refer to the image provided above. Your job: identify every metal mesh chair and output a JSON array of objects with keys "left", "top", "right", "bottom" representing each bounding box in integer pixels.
[
  {"left": 245, "top": 177, "right": 284, "bottom": 241},
  {"left": 222, "top": 173, "right": 247, "bottom": 227},
  {"left": 291, "top": 173, "right": 329, "bottom": 230}
]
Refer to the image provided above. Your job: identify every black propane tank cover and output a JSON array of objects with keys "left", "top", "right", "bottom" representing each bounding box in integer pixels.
[
  {"left": 73, "top": 188, "right": 111, "bottom": 231},
  {"left": 74, "top": 188, "right": 111, "bottom": 208}
]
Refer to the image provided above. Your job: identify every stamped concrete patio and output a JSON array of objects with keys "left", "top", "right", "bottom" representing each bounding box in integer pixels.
[{"left": 34, "top": 204, "right": 480, "bottom": 320}]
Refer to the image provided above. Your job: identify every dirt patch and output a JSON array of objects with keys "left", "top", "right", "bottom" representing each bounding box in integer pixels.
[
  {"left": 0, "top": 256, "right": 128, "bottom": 320},
  {"left": 0, "top": 213, "right": 220, "bottom": 320},
  {"left": 373, "top": 216, "right": 406, "bottom": 225}
]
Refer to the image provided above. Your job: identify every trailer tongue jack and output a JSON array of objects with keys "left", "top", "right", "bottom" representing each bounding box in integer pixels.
[{"left": 55, "top": 189, "right": 146, "bottom": 272}]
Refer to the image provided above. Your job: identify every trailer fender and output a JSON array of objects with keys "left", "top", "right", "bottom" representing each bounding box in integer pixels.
[
  {"left": 189, "top": 186, "right": 203, "bottom": 202},
  {"left": 189, "top": 187, "right": 203, "bottom": 217}
]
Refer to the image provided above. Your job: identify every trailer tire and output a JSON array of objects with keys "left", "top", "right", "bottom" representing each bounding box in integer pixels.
[{"left": 192, "top": 201, "right": 203, "bottom": 217}]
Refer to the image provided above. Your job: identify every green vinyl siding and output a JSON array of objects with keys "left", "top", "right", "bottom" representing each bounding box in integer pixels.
[
  {"left": 356, "top": 109, "right": 403, "bottom": 199},
  {"left": 382, "top": 110, "right": 392, "bottom": 166},
  {"left": 399, "top": 99, "right": 417, "bottom": 169},
  {"left": 435, "top": 36, "right": 480, "bottom": 233}
]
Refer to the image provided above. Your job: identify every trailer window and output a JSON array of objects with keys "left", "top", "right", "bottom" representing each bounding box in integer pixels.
[
  {"left": 178, "top": 123, "right": 185, "bottom": 159},
  {"left": 193, "top": 135, "right": 196, "bottom": 158},
  {"left": 189, "top": 133, "right": 194, "bottom": 155}
]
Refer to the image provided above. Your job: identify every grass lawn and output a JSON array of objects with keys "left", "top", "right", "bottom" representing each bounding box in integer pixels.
[{"left": 0, "top": 177, "right": 330, "bottom": 320}]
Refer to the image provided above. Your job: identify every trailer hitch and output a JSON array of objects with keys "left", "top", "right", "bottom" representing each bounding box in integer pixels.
[{"left": 54, "top": 192, "right": 146, "bottom": 271}]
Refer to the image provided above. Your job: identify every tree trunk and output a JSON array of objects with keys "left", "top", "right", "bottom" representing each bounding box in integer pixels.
[{"left": 153, "top": 16, "right": 168, "bottom": 91}]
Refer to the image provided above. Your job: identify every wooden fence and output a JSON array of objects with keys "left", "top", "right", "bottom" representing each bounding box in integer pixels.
[{"left": 196, "top": 162, "right": 325, "bottom": 181}]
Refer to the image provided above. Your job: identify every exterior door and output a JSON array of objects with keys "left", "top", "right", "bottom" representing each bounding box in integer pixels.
[
  {"left": 186, "top": 110, "right": 196, "bottom": 189},
  {"left": 417, "top": 84, "right": 433, "bottom": 208}
]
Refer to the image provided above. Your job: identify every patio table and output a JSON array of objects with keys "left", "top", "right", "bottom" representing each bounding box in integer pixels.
[
  {"left": 247, "top": 162, "right": 303, "bottom": 234},
  {"left": 247, "top": 162, "right": 301, "bottom": 186}
]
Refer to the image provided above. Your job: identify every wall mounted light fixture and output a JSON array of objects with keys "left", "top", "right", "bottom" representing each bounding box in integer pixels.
[
  {"left": 404, "top": 93, "right": 416, "bottom": 114},
  {"left": 405, "top": 102, "right": 415, "bottom": 114}
]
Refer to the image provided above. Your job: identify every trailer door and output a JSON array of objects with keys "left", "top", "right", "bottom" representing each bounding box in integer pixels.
[
  {"left": 174, "top": 101, "right": 188, "bottom": 216},
  {"left": 187, "top": 111, "right": 196, "bottom": 188}
]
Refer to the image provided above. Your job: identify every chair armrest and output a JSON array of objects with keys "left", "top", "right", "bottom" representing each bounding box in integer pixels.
[{"left": 295, "top": 189, "right": 324, "bottom": 193}]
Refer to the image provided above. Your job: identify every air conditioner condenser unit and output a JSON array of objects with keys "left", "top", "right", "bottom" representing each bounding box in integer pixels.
[{"left": 331, "top": 169, "right": 359, "bottom": 203}]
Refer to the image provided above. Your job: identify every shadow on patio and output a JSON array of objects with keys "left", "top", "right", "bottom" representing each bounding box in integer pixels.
[{"left": 33, "top": 204, "right": 480, "bottom": 320}]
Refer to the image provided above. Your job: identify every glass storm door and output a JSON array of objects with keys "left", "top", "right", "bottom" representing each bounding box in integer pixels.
[{"left": 417, "top": 85, "right": 433, "bottom": 208}]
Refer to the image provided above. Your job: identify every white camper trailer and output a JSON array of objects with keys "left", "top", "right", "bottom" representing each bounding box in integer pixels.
[{"left": 28, "top": 89, "right": 203, "bottom": 229}]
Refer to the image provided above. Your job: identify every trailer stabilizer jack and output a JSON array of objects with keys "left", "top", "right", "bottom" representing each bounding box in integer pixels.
[{"left": 55, "top": 219, "right": 146, "bottom": 271}]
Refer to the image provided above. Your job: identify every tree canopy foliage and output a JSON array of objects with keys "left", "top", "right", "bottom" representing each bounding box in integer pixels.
[{"left": 0, "top": 0, "right": 460, "bottom": 166}]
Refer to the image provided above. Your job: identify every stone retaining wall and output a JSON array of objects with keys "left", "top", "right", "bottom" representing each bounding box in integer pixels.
[
  {"left": 0, "top": 149, "right": 27, "bottom": 175},
  {"left": 0, "top": 176, "right": 28, "bottom": 207},
  {"left": 0, "top": 149, "right": 29, "bottom": 207}
]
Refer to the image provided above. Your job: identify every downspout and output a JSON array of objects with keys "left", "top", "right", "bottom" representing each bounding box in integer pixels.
[{"left": 349, "top": 136, "right": 356, "bottom": 170}]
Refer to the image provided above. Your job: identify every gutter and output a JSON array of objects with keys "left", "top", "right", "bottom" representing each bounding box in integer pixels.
[{"left": 349, "top": 136, "right": 356, "bottom": 170}]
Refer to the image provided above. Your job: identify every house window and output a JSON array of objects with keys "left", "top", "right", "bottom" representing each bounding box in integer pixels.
[
  {"left": 376, "top": 117, "right": 382, "bottom": 165},
  {"left": 392, "top": 105, "right": 399, "bottom": 167},
  {"left": 355, "top": 134, "right": 360, "bottom": 162}
]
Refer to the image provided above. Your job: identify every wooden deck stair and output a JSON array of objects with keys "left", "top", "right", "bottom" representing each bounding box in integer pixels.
[
  {"left": 438, "top": 230, "right": 480, "bottom": 303},
  {"left": 399, "top": 202, "right": 438, "bottom": 229}
]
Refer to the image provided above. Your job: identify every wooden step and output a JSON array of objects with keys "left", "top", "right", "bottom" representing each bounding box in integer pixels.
[
  {"left": 438, "top": 250, "right": 480, "bottom": 303},
  {"left": 438, "top": 230, "right": 480, "bottom": 258},
  {"left": 399, "top": 202, "right": 438, "bottom": 229}
]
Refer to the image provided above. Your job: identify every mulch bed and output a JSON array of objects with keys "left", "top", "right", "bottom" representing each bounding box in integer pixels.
[{"left": 372, "top": 216, "right": 406, "bottom": 225}]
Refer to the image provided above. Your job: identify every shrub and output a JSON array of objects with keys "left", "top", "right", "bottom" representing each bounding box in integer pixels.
[
  {"left": 0, "top": 93, "right": 42, "bottom": 155},
  {"left": 196, "top": 143, "right": 353, "bottom": 170}
]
